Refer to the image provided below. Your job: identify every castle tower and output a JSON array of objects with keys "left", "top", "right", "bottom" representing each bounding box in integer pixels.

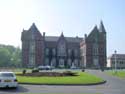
[
  {"left": 21, "top": 23, "right": 44, "bottom": 67},
  {"left": 98, "top": 21, "right": 107, "bottom": 70},
  {"left": 81, "top": 21, "right": 107, "bottom": 70}
]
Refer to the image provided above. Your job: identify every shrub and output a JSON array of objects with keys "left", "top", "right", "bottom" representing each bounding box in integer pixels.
[
  {"left": 63, "top": 71, "right": 77, "bottom": 76},
  {"left": 22, "top": 69, "right": 26, "bottom": 74},
  {"left": 32, "top": 68, "right": 39, "bottom": 73},
  {"left": 82, "top": 69, "right": 85, "bottom": 72}
]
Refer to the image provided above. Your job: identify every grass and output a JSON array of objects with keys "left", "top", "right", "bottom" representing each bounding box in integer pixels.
[
  {"left": 107, "top": 70, "right": 125, "bottom": 78},
  {"left": 16, "top": 72, "right": 104, "bottom": 85}
]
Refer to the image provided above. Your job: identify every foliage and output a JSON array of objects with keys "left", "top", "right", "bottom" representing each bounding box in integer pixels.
[
  {"left": 22, "top": 69, "right": 26, "bottom": 74},
  {"left": 32, "top": 68, "right": 39, "bottom": 73},
  {"left": 82, "top": 69, "right": 85, "bottom": 72},
  {"left": 0, "top": 44, "right": 21, "bottom": 67},
  {"left": 63, "top": 71, "right": 77, "bottom": 76}
]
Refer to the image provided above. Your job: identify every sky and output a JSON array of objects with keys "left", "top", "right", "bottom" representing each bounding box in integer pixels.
[{"left": 0, "top": 0, "right": 124, "bottom": 56}]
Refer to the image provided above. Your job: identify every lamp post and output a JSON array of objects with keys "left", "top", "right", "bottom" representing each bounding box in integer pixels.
[{"left": 114, "top": 50, "right": 117, "bottom": 73}]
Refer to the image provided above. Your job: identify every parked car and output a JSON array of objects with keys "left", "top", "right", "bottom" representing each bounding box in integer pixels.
[
  {"left": 70, "top": 66, "right": 77, "bottom": 69},
  {"left": 0, "top": 72, "right": 18, "bottom": 88},
  {"left": 38, "top": 66, "right": 53, "bottom": 70}
]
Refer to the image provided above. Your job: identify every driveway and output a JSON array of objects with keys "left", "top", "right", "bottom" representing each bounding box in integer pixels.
[
  {"left": 0, "top": 70, "right": 125, "bottom": 94},
  {"left": 86, "top": 70, "right": 125, "bottom": 94}
]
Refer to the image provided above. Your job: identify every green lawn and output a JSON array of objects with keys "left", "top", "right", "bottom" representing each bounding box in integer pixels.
[
  {"left": 107, "top": 70, "right": 125, "bottom": 78},
  {"left": 17, "top": 72, "right": 104, "bottom": 85}
]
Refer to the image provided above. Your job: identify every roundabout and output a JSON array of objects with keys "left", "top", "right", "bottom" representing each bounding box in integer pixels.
[{"left": 16, "top": 71, "right": 105, "bottom": 85}]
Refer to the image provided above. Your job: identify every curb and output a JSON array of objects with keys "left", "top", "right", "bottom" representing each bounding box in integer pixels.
[{"left": 19, "top": 80, "right": 106, "bottom": 86}]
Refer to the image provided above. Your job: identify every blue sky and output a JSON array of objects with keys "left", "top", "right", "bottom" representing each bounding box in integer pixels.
[{"left": 0, "top": 0, "right": 124, "bottom": 56}]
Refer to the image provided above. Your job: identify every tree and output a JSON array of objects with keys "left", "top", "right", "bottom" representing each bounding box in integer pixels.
[
  {"left": 0, "top": 47, "right": 11, "bottom": 67},
  {"left": 11, "top": 47, "right": 21, "bottom": 67},
  {"left": 0, "top": 44, "right": 21, "bottom": 67}
]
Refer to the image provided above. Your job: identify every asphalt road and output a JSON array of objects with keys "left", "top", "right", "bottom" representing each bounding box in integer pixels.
[{"left": 0, "top": 70, "right": 125, "bottom": 94}]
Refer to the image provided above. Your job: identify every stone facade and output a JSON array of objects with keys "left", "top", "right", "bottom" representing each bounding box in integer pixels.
[
  {"left": 80, "top": 21, "right": 107, "bottom": 69},
  {"left": 21, "top": 23, "right": 44, "bottom": 67},
  {"left": 44, "top": 33, "right": 82, "bottom": 68},
  {"left": 21, "top": 21, "right": 107, "bottom": 69},
  {"left": 107, "top": 54, "right": 125, "bottom": 69}
]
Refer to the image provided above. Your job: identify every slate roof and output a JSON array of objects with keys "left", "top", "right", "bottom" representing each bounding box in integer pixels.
[
  {"left": 108, "top": 54, "right": 125, "bottom": 59},
  {"left": 45, "top": 36, "right": 83, "bottom": 43}
]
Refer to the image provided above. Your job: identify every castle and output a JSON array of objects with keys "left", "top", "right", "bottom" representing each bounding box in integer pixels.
[{"left": 21, "top": 21, "right": 106, "bottom": 69}]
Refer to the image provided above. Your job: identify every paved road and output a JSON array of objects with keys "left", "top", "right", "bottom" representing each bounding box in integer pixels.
[{"left": 0, "top": 70, "right": 125, "bottom": 94}]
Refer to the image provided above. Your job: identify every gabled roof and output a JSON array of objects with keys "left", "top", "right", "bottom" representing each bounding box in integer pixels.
[
  {"left": 58, "top": 32, "right": 66, "bottom": 42},
  {"left": 21, "top": 23, "right": 42, "bottom": 41},
  {"left": 29, "top": 23, "right": 39, "bottom": 32},
  {"left": 87, "top": 21, "right": 106, "bottom": 41},
  {"left": 86, "top": 25, "right": 99, "bottom": 42}
]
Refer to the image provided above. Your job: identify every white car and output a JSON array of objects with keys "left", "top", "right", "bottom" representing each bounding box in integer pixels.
[
  {"left": 38, "top": 66, "right": 53, "bottom": 70},
  {"left": 0, "top": 72, "right": 18, "bottom": 88}
]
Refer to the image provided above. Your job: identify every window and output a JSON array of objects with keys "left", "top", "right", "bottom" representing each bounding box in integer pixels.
[
  {"left": 74, "top": 59, "right": 78, "bottom": 67},
  {"left": 93, "top": 44, "right": 98, "bottom": 55},
  {"left": 113, "top": 61, "right": 114, "bottom": 64},
  {"left": 29, "top": 41, "right": 35, "bottom": 54},
  {"left": 45, "top": 58, "right": 49, "bottom": 65},
  {"left": 67, "top": 58, "right": 71, "bottom": 66},
  {"left": 74, "top": 49, "right": 78, "bottom": 57},
  {"left": 29, "top": 54, "right": 35, "bottom": 65},
  {"left": 51, "top": 58, "right": 56, "bottom": 67},
  {"left": 52, "top": 48, "right": 56, "bottom": 56},
  {"left": 68, "top": 49, "right": 71, "bottom": 56},
  {"left": 59, "top": 58, "right": 64, "bottom": 67},
  {"left": 0, "top": 73, "right": 14, "bottom": 77},
  {"left": 29, "top": 41, "right": 35, "bottom": 66},
  {"left": 58, "top": 41, "right": 66, "bottom": 56},
  {"left": 46, "top": 48, "right": 49, "bottom": 56}
]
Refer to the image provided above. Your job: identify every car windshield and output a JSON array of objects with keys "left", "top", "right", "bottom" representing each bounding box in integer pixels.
[{"left": 0, "top": 73, "right": 14, "bottom": 77}]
